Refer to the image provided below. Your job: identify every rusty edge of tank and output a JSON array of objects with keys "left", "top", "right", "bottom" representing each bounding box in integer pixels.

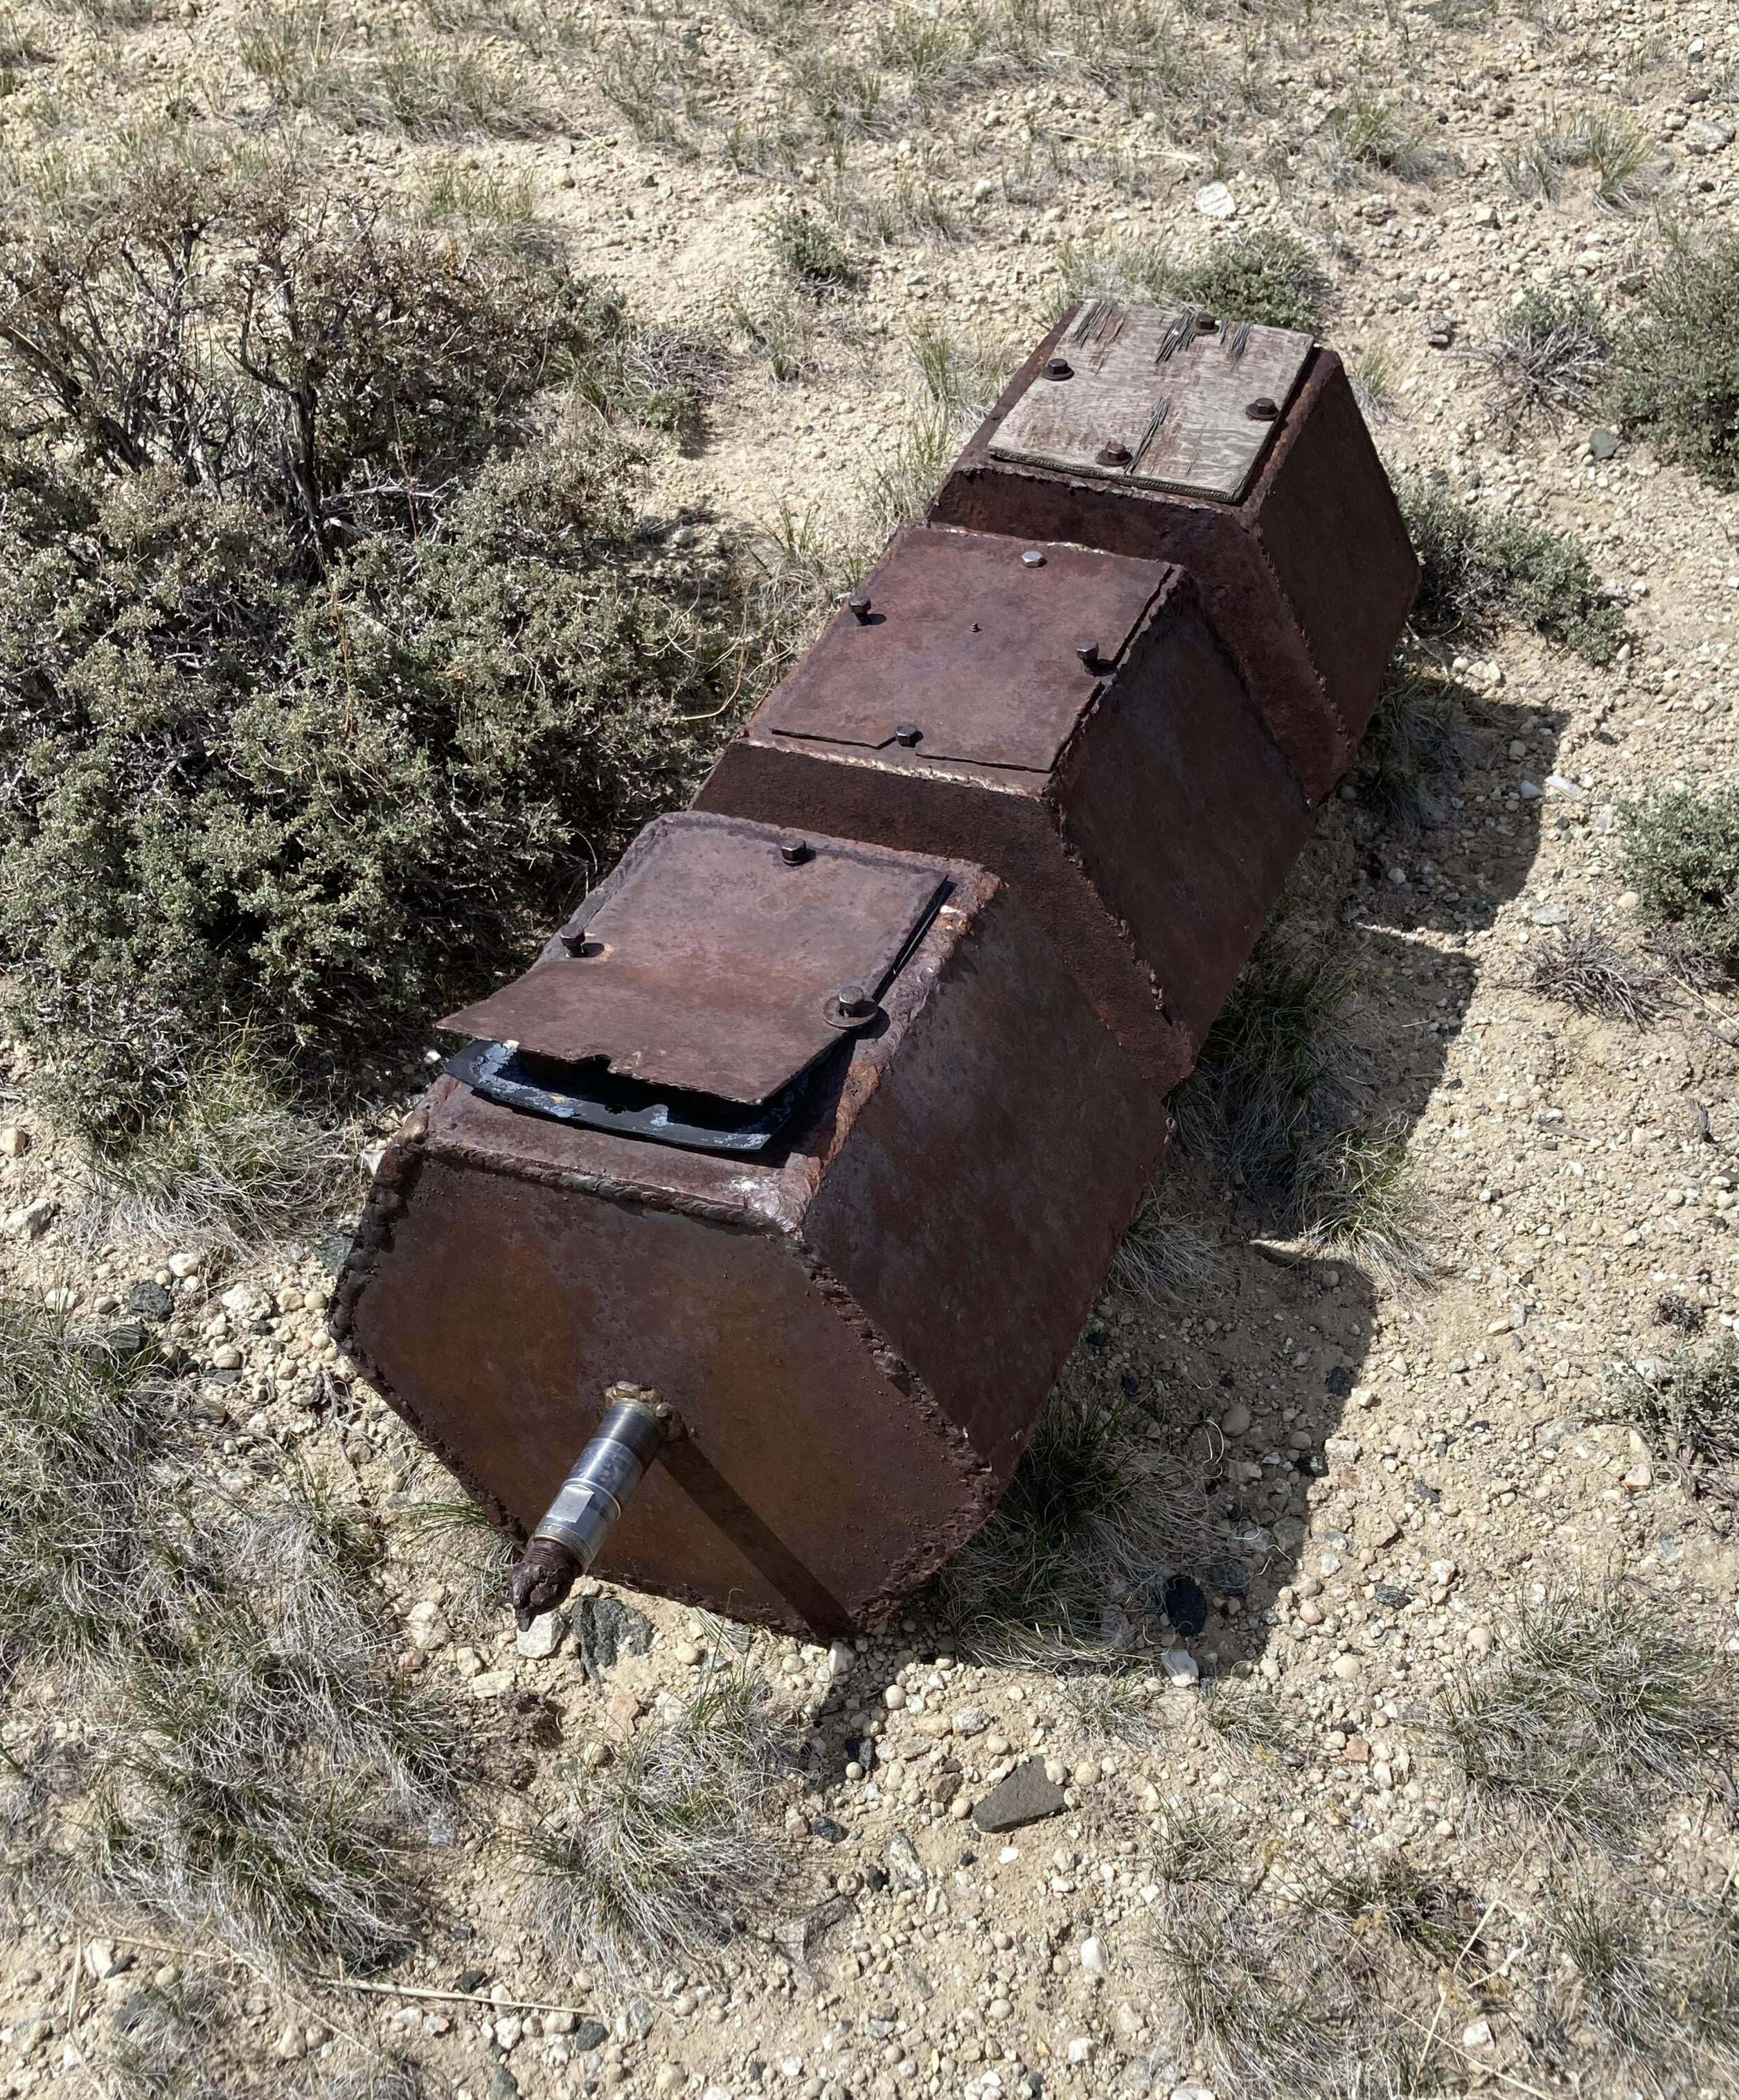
[
  {"left": 328, "top": 1088, "right": 1006, "bottom": 1636},
  {"left": 929, "top": 305, "right": 1416, "bottom": 796}
]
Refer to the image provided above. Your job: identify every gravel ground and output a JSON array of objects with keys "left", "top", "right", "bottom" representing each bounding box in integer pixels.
[{"left": 2, "top": 2, "right": 1738, "bottom": 2096}]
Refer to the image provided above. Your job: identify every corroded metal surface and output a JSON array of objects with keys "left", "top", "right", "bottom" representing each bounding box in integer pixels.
[
  {"left": 333, "top": 845, "right": 1169, "bottom": 1636},
  {"left": 987, "top": 301, "right": 1312, "bottom": 502},
  {"left": 765, "top": 529, "right": 1169, "bottom": 769},
  {"left": 932, "top": 309, "right": 1418, "bottom": 805},
  {"left": 439, "top": 814, "right": 945, "bottom": 1106}
]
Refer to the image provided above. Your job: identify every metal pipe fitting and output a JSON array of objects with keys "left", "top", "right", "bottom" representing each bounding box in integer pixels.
[{"left": 510, "top": 1383, "right": 670, "bottom": 1628}]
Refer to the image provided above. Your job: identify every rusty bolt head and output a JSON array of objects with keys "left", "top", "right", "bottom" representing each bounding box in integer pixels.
[
  {"left": 1095, "top": 441, "right": 1133, "bottom": 468},
  {"left": 1195, "top": 313, "right": 1218, "bottom": 334},
  {"left": 558, "top": 930, "right": 593, "bottom": 957},
  {"left": 1075, "top": 641, "right": 1100, "bottom": 670},
  {"left": 779, "top": 838, "right": 812, "bottom": 866},
  {"left": 836, "top": 982, "right": 873, "bottom": 1018},
  {"left": 1044, "top": 357, "right": 1073, "bottom": 381},
  {"left": 1020, "top": 548, "right": 1047, "bottom": 568},
  {"left": 1245, "top": 395, "right": 1281, "bottom": 421},
  {"left": 892, "top": 722, "right": 923, "bottom": 747},
  {"left": 848, "top": 593, "right": 873, "bottom": 625}
]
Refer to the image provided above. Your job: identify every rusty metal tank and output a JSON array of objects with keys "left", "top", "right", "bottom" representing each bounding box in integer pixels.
[
  {"left": 928, "top": 299, "right": 1418, "bottom": 804},
  {"left": 332, "top": 811, "right": 1170, "bottom": 1635},
  {"left": 696, "top": 526, "right": 1310, "bottom": 1077}
]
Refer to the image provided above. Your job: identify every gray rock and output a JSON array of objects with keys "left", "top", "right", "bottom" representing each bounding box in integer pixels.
[
  {"left": 1423, "top": 310, "right": 1455, "bottom": 348},
  {"left": 972, "top": 1758, "right": 1067, "bottom": 1833},
  {"left": 619, "top": 1998, "right": 654, "bottom": 2043},
  {"left": 1530, "top": 901, "right": 1569, "bottom": 925},
  {"left": 515, "top": 1608, "right": 567, "bottom": 1660},
  {"left": 1682, "top": 118, "right": 1735, "bottom": 153},
  {"left": 574, "top": 2018, "right": 609, "bottom": 2052},
  {"left": 1588, "top": 427, "right": 1621, "bottom": 461},
  {"left": 571, "top": 1594, "right": 653, "bottom": 1682},
  {"left": 489, "top": 2069, "right": 521, "bottom": 2100},
  {"left": 127, "top": 1280, "right": 175, "bottom": 1321},
  {"left": 884, "top": 1829, "right": 927, "bottom": 1890}
]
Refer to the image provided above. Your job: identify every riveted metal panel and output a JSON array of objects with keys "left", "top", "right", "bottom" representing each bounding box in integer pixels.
[
  {"left": 987, "top": 300, "right": 1313, "bottom": 503},
  {"left": 438, "top": 814, "right": 945, "bottom": 1106},
  {"left": 764, "top": 528, "right": 1170, "bottom": 771}
]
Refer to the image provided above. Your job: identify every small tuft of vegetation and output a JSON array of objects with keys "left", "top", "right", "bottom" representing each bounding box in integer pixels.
[
  {"left": 1314, "top": 1856, "right": 1481, "bottom": 1967},
  {"left": 91, "top": 1487, "right": 463, "bottom": 1972},
  {"left": 106, "top": 1974, "right": 230, "bottom": 2099},
  {"left": 1325, "top": 93, "right": 1440, "bottom": 181},
  {"left": 1506, "top": 106, "right": 1659, "bottom": 210},
  {"left": 0, "top": 1298, "right": 164, "bottom": 1664},
  {"left": 1110, "top": 1195, "right": 1228, "bottom": 1311},
  {"left": 1548, "top": 1886, "right": 1739, "bottom": 2073},
  {"left": 1400, "top": 474, "right": 1628, "bottom": 663},
  {"left": 1483, "top": 285, "right": 1612, "bottom": 422},
  {"left": 1173, "top": 916, "right": 1431, "bottom": 1283},
  {"left": 1609, "top": 237, "right": 1739, "bottom": 490},
  {"left": 768, "top": 206, "right": 861, "bottom": 287},
  {"left": 75, "top": 1039, "right": 357, "bottom": 1250},
  {"left": 1611, "top": 1336, "right": 1739, "bottom": 1474},
  {"left": 1199, "top": 1678, "right": 1293, "bottom": 1762},
  {"left": 1057, "top": 227, "right": 1326, "bottom": 332},
  {"left": 1523, "top": 920, "right": 1665, "bottom": 1026},
  {"left": 933, "top": 1384, "right": 1206, "bottom": 1664},
  {"left": 520, "top": 1663, "right": 789, "bottom": 1978},
  {"left": 1060, "top": 1671, "right": 1161, "bottom": 1750},
  {"left": 1618, "top": 784, "right": 1739, "bottom": 976},
  {"left": 1348, "top": 657, "right": 1461, "bottom": 834},
  {"left": 1434, "top": 1588, "right": 1737, "bottom": 1844}
]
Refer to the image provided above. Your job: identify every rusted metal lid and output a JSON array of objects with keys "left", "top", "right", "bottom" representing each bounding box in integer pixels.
[
  {"left": 988, "top": 300, "right": 1312, "bottom": 503},
  {"left": 761, "top": 527, "right": 1170, "bottom": 771},
  {"left": 438, "top": 814, "right": 947, "bottom": 1106}
]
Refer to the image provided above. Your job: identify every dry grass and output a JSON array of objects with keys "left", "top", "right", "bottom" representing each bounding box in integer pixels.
[
  {"left": 1483, "top": 285, "right": 1611, "bottom": 423},
  {"left": 933, "top": 1383, "right": 1206, "bottom": 1664},
  {"left": 519, "top": 1662, "right": 790, "bottom": 1980},
  {"left": 1433, "top": 1588, "right": 1737, "bottom": 1845},
  {"left": 1523, "top": 920, "right": 1665, "bottom": 1025}
]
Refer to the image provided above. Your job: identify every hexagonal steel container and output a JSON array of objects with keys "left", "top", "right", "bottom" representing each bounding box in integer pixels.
[
  {"left": 928, "top": 299, "right": 1418, "bottom": 805},
  {"left": 332, "top": 812, "right": 1169, "bottom": 1635}
]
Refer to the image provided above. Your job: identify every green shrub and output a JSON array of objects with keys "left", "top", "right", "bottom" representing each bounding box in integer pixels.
[
  {"left": 1484, "top": 285, "right": 1611, "bottom": 422},
  {"left": 1612, "top": 1335, "right": 1739, "bottom": 1471},
  {"left": 1400, "top": 474, "right": 1627, "bottom": 663},
  {"left": 1058, "top": 227, "right": 1326, "bottom": 332},
  {"left": 1619, "top": 785, "right": 1739, "bottom": 974},
  {"left": 768, "top": 207, "right": 860, "bottom": 287},
  {"left": 1609, "top": 240, "right": 1739, "bottom": 489},
  {"left": 0, "top": 141, "right": 744, "bottom": 1147}
]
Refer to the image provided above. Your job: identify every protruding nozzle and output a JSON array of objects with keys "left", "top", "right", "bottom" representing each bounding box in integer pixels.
[{"left": 509, "top": 1383, "right": 670, "bottom": 1627}]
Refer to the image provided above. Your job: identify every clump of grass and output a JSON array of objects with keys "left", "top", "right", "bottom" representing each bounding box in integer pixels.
[
  {"left": 1110, "top": 1195, "right": 1228, "bottom": 1311},
  {"left": 1152, "top": 1802, "right": 1245, "bottom": 1887},
  {"left": 1349, "top": 657, "right": 1461, "bottom": 834},
  {"left": 907, "top": 318, "right": 1014, "bottom": 423},
  {"left": 73, "top": 1039, "right": 357, "bottom": 1249},
  {"left": 1609, "top": 237, "right": 1739, "bottom": 490},
  {"left": 1325, "top": 93, "right": 1440, "bottom": 181},
  {"left": 729, "top": 290, "right": 820, "bottom": 383},
  {"left": 1346, "top": 343, "right": 1398, "bottom": 422},
  {"left": 1314, "top": 1856, "right": 1480, "bottom": 1966},
  {"left": 1484, "top": 285, "right": 1612, "bottom": 422},
  {"left": 1508, "top": 107, "right": 1659, "bottom": 209},
  {"left": 1523, "top": 920, "right": 1665, "bottom": 1026},
  {"left": 1199, "top": 1678, "right": 1293, "bottom": 1762},
  {"left": 1400, "top": 474, "right": 1628, "bottom": 663},
  {"left": 1611, "top": 1336, "right": 1739, "bottom": 1472},
  {"left": 1654, "top": 1292, "right": 1706, "bottom": 1334},
  {"left": 1433, "top": 1589, "right": 1737, "bottom": 1844},
  {"left": 933, "top": 1384, "right": 1206, "bottom": 1664},
  {"left": 1173, "top": 916, "right": 1427, "bottom": 1280},
  {"left": 91, "top": 1487, "right": 463, "bottom": 1972},
  {"left": 769, "top": 206, "right": 861, "bottom": 287},
  {"left": 1060, "top": 1671, "right": 1161, "bottom": 1750},
  {"left": 107, "top": 1975, "right": 230, "bottom": 2099},
  {"left": 862, "top": 409, "right": 956, "bottom": 539},
  {"left": 1154, "top": 1883, "right": 1364, "bottom": 2097},
  {"left": 1057, "top": 227, "right": 1326, "bottom": 332},
  {"left": 0, "top": 1298, "right": 165, "bottom": 1664},
  {"left": 1618, "top": 784, "right": 1739, "bottom": 975},
  {"left": 520, "top": 1663, "right": 789, "bottom": 1979}
]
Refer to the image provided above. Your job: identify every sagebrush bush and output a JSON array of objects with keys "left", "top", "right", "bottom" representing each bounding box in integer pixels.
[
  {"left": 1609, "top": 237, "right": 1739, "bottom": 490},
  {"left": 0, "top": 140, "right": 745, "bottom": 1146},
  {"left": 1484, "top": 285, "right": 1611, "bottom": 422},
  {"left": 1618, "top": 784, "right": 1739, "bottom": 975},
  {"left": 1400, "top": 474, "right": 1627, "bottom": 663}
]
